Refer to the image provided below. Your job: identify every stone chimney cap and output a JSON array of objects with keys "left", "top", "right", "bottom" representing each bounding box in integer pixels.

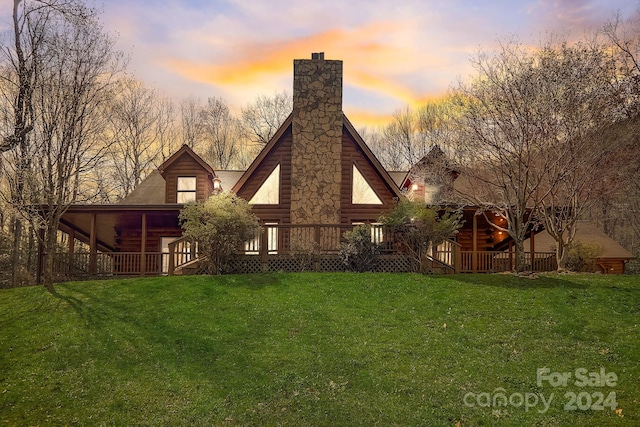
[{"left": 311, "top": 52, "right": 325, "bottom": 60}]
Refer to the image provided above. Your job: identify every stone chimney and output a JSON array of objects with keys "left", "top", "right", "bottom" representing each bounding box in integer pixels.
[{"left": 290, "top": 53, "right": 343, "bottom": 224}]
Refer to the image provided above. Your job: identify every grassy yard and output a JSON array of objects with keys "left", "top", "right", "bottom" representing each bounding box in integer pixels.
[{"left": 0, "top": 273, "right": 639, "bottom": 426}]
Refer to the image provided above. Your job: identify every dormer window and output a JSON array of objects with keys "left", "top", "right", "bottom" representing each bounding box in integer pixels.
[{"left": 177, "top": 177, "right": 197, "bottom": 203}]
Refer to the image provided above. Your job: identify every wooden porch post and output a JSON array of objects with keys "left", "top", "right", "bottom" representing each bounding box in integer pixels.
[
  {"left": 260, "top": 226, "right": 269, "bottom": 271},
  {"left": 530, "top": 230, "right": 535, "bottom": 272},
  {"left": 36, "top": 227, "right": 44, "bottom": 285},
  {"left": 89, "top": 213, "right": 97, "bottom": 275},
  {"left": 472, "top": 214, "right": 478, "bottom": 273},
  {"left": 314, "top": 225, "right": 321, "bottom": 272},
  {"left": 67, "top": 229, "right": 75, "bottom": 275},
  {"left": 68, "top": 229, "right": 75, "bottom": 254},
  {"left": 140, "top": 213, "right": 147, "bottom": 276},
  {"left": 168, "top": 241, "right": 175, "bottom": 276},
  {"left": 454, "top": 243, "right": 460, "bottom": 274}
]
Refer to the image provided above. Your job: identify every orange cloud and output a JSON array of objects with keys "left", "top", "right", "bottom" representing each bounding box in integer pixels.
[
  {"left": 160, "top": 19, "right": 463, "bottom": 127},
  {"left": 344, "top": 108, "right": 394, "bottom": 128},
  {"left": 346, "top": 69, "right": 443, "bottom": 109},
  {"left": 162, "top": 21, "right": 420, "bottom": 95}
]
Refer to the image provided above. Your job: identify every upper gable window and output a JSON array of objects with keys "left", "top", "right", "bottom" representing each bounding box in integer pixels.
[
  {"left": 177, "top": 177, "right": 197, "bottom": 203},
  {"left": 352, "top": 164, "right": 382, "bottom": 204},
  {"left": 249, "top": 164, "right": 280, "bottom": 205}
]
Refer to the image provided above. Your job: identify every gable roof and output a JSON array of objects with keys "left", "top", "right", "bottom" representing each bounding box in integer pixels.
[
  {"left": 159, "top": 144, "right": 215, "bottom": 177},
  {"left": 402, "top": 144, "right": 458, "bottom": 189},
  {"left": 388, "top": 171, "right": 408, "bottom": 188},
  {"left": 120, "top": 170, "right": 166, "bottom": 205},
  {"left": 525, "top": 221, "right": 634, "bottom": 259},
  {"left": 231, "top": 113, "right": 405, "bottom": 201},
  {"left": 214, "top": 170, "right": 244, "bottom": 190},
  {"left": 232, "top": 113, "right": 293, "bottom": 193},
  {"left": 342, "top": 115, "right": 405, "bottom": 200}
]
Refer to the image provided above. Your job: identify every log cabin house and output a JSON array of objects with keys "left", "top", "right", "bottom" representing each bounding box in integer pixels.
[{"left": 42, "top": 53, "right": 628, "bottom": 280}]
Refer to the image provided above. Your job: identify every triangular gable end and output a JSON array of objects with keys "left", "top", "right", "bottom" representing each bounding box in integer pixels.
[
  {"left": 158, "top": 144, "right": 217, "bottom": 203},
  {"left": 232, "top": 114, "right": 292, "bottom": 194},
  {"left": 159, "top": 144, "right": 215, "bottom": 178},
  {"left": 342, "top": 115, "right": 405, "bottom": 201}
]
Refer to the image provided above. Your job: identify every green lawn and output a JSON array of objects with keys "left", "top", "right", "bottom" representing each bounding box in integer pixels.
[{"left": 1, "top": 273, "right": 638, "bottom": 426}]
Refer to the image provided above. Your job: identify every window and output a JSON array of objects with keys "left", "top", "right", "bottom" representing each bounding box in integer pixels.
[
  {"left": 177, "top": 177, "right": 197, "bottom": 203},
  {"left": 352, "top": 164, "right": 382, "bottom": 204},
  {"left": 249, "top": 165, "right": 280, "bottom": 204},
  {"left": 352, "top": 222, "right": 384, "bottom": 244},
  {"left": 370, "top": 223, "right": 384, "bottom": 244},
  {"left": 423, "top": 183, "right": 441, "bottom": 204},
  {"left": 245, "top": 223, "right": 278, "bottom": 254}
]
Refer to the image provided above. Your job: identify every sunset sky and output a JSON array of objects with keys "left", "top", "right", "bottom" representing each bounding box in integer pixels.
[{"left": 3, "top": 1, "right": 639, "bottom": 127}]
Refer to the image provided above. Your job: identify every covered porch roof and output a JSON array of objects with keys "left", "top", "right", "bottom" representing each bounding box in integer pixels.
[{"left": 57, "top": 204, "right": 183, "bottom": 252}]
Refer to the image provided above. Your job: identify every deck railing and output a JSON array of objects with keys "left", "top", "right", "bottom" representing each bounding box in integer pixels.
[
  {"left": 48, "top": 224, "right": 559, "bottom": 279},
  {"left": 459, "top": 251, "right": 557, "bottom": 273},
  {"left": 48, "top": 251, "right": 168, "bottom": 279},
  {"left": 426, "top": 239, "right": 462, "bottom": 273}
]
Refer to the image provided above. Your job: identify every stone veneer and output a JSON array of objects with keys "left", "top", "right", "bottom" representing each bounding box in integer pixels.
[{"left": 290, "top": 54, "right": 343, "bottom": 224}]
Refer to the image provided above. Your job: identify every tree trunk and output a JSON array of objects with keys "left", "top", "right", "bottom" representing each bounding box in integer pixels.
[
  {"left": 42, "top": 223, "right": 58, "bottom": 292},
  {"left": 27, "top": 224, "right": 34, "bottom": 276},
  {"left": 515, "top": 239, "right": 526, "bottom": 272},
  {"left": 556, "top": 241, "right": 569, "bottom": 272},
  {"left": 10, "top": 217, "right": 22, "bottom": 287}
]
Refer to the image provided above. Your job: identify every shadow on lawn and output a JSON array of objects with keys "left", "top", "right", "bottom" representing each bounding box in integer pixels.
[
  {"left": 45, "top": 277, "right": 282, "bottom": 379},
  {"left": 433, "top": 273, "right": 589, "bottom": 289},
  {"left": 46, "top": 286, "right": 88, "bottom": 317}
]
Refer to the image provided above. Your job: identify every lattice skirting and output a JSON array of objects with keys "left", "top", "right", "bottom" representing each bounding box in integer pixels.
[
  {"left": 227, "top": 254, "right": 415, "bottom": 274},
  {"left": 376, "top": 255, "right": 415, "bottom": 273}
]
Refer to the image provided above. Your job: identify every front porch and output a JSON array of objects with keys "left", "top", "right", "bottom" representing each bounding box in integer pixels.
[{"left": 45, "top": 223, "right": 557, "bottom": 281}]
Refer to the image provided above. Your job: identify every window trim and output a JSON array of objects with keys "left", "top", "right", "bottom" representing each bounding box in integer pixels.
[
  {"left": 245, "top": 222, "right": 278, "bottom": 254},
  {"left": 177, "top": 176, "right": 197, "bottom": 203},
  {"left": 352, "top": 163, "right": 383, "bottom": 205},
  {"left": 249, "top": 164, "right": 280, "bottom": 205}
]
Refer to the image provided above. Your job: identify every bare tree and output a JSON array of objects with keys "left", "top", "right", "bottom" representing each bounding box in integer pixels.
[
  {"left": 180, "top": 96, "right": 203, "bottom": 150},
  {"left": 602, "top": 9, "right": 640, "bottom": 117},
  {"left": 381, "top": 106, "right": 421, "bottom": 169},
  {"left": 593, "top": 9, "right": 640, "bottom": 257},
  {"left": 0, "top": 0, "right": 92, "bottom": 286},
  {"left": 20, "top": 2, "right": 123, "bottom": 287},
  {"left": 241, "top": 91, "right": 292, "bottom": 146},
  {"left": 376, "top": 99, "right": 458, "bottom": 170},
  {"left": 358, "top": 125, "right": 396, "bottom": 170},
  {"left": 533, "top": 42, "right": 621, "bottom": 271},
  {"left": 0, "top": 0, "right": 38, "bottom": 153},
  {"left": 105, "top": 77, "right": 174, "bottom": 199},
  {"left": 416, "top": 99, "right": 458, "bottom": 155},
  {"left": 199, "top": 97, "right": 241, "bottom": 169},
  {"left": 453, "top": 37, "right": 619, "bottom": 272}
]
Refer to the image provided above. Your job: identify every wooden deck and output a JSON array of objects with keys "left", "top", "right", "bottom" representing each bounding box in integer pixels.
[{"left": 47, "top": 224, "right": 558, "bottom": 281}]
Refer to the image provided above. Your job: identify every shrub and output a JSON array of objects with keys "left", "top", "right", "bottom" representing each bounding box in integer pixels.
[
  {"left": 339, "top": 224, "right": 379, "bottom": 272},
  {"left": 626, "top": 254, "right": 640, "bottom": 275},
  {"left": 566, "top": 241, "right": 603, "bottom": 272},
  {"left": 289, "top": 236, "right": 320, "bottom": 272},
  {"left": 179, "top": 191, "right": 261, "bottom": 274},
  {"left": 379, "top": 201, "right": 461, "bottom": 273}
]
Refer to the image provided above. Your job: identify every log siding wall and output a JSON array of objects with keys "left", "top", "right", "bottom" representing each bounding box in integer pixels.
[{"left": 163, "top": 154, "right": 214, "bottom": 203}]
